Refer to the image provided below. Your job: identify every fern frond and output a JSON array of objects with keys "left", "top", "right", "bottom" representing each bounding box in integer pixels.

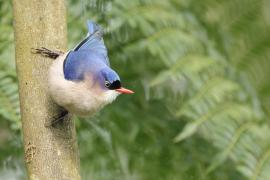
[
  {"left": 145, "top": 2, "right": 270, "bottom": 178},
  {"left": 0, "top": 71, "right": 20, "bottom": 130},
  {"left": 0, "top": 0, "right": 19, "bottom": 131},
  {"left": 64, "top": 0, "right": 270, "bottom": 179}
]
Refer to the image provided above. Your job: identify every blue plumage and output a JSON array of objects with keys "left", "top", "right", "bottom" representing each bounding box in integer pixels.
[
  {"left": 59, "top": 20, "right": 133, "bottom": 95},
  {"left": 64, "top": 20, "right": 111, "bottom": 81},
  {"left": 63, "top": 50, "right": 107, "bottom": 80}
]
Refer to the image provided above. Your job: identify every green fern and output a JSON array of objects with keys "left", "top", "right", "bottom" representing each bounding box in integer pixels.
[
  {"left": 66, "top": 0, "right": 270, "bottom": 179},
  {"left": 1, "top": 0, "right": 270, "bottom": 179},
  {"left": 0, "top": 70, "right": 20, "bottom": 129},
  {"left": 139, "top": 1, "right": 270, "bottom": 179},
  {"left": 0, "top": 0, "right": 20, "bottom": 130}
]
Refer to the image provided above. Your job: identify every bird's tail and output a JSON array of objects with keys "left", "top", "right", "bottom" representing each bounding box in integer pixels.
[
  {"left": 32, "top": 47, "right": 64, "bottom": 59},
  {"left": 72, "top": 21, "right": 108, "bottom": 63},
  {"left": 87, "top": 20, "right": 102, "bottom": 35},
  {"left": 73, "top": 20, "right": 104, "bottom": 52}
]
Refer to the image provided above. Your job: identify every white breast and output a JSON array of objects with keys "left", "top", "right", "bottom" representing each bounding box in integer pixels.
[{"left": 48, "top": 53, "right": 119, "bottom": 117}]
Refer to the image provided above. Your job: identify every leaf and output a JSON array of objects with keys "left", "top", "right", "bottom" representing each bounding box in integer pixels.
[{"left": 173, "top": 122, "right": 199, "bottom": 142}]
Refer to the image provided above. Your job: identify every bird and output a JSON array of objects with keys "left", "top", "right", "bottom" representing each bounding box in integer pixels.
[{"left": 34, "top": 20, "right": 134, "bottom": 123}]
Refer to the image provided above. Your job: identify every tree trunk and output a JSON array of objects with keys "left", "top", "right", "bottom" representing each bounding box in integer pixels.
[{"left": 12, "top": 0, "right": 81, "bottom": 179}]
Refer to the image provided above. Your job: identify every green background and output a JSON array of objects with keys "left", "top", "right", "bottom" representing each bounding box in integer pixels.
[{"left": 1, "top": 0, "right": 270, "bottom": 179}]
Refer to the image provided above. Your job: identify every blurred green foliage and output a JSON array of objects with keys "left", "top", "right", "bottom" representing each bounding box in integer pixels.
[{"left": 1, "top": 0, "right": 270, "bottom": 179}]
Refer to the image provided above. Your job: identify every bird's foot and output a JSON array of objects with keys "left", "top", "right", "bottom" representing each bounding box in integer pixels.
[
  {"left": 32, "top": 47, "right": 64, "bottom": 59},
  {"left": 45, "top": 110, "right": 69, "bottom": 127}
]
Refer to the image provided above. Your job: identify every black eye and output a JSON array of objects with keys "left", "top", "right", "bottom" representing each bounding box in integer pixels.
[{"left": 105, "top": 81, "right": 111, "bottom": 88}]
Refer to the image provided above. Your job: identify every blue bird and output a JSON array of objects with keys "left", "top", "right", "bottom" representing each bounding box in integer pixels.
[{"left": 34, "top": 21, "right": 133, "bottom": 118}]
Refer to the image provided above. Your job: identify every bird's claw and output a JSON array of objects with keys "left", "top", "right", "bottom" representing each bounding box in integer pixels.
[
  {"left": 32, "top": 47, "right": 64, "bottom": 59},
  {"left": 45, "top": 110, "right": 69, "bottom": 127}
]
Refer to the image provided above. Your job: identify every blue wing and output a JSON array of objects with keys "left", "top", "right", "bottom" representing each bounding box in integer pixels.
[
  {"left": 73, "top": 20, "right": 110, "bottom": 66},
  {"left": 63, "top": 50, "right": 107, "bottom": 81}
]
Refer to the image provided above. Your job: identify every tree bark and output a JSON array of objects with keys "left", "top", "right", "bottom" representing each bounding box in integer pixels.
[{"left": 13, "top": 0, "right": 81, "bottom": 179}]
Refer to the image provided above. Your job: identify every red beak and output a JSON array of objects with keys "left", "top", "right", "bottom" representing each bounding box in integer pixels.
[{"left": 115, "top": 87, "right": 134, "bottom": 94}]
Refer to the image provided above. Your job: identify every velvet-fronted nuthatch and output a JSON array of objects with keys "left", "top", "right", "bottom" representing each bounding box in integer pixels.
[{"left": 34, "top": 20, "right": 133, "bottom": 121}]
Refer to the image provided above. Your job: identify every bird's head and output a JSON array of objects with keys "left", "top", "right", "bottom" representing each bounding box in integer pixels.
[{"left": 98, "top": 67, "right": 134, "bottom": 94}]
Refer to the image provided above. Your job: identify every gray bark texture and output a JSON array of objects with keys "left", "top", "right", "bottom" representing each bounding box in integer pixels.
[{"left": 12, "top": 0, "right": 81, "bottom": 179}]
